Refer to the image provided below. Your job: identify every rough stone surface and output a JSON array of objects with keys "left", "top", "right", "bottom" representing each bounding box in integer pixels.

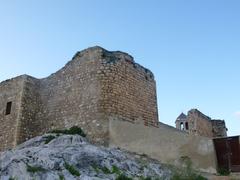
[
  {"left": 0, "top": 46, "right": 159, "bottom": 151},
  {"left": 0, "top": 134, "right": 172, "bottom": 180},
  {"left": 211, "top": 120, "right": 227, "bottom": 137},
  {"left": 187, "top": 109, "right": 213, "bottom": 137},
  {"left": 0, "top": 76, "right": 25, "bottom": 150},
  {"left": 175, "top": 109, "right": 227, "bottom": 138}
]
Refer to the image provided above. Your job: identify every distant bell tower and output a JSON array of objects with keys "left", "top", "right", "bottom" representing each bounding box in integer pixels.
[
  {"left": 175, "top": 109, "right": 228, "bottom": 138},
  {"left": 175, "top": 113, "right": 189, "bottom": 131}
]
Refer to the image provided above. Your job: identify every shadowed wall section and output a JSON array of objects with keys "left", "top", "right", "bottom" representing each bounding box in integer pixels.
[{"left": 0, "top": 76, "right": 25, "bottom": 150}]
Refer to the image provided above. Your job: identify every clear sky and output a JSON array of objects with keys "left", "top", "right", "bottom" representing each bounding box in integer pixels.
[{"left": 0, "top": 0, "right": 239, "bottom": 136}]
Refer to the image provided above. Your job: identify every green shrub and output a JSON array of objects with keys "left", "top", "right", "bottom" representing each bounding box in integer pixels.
[
  {"left": 9, "top": 177, "right": 16, "bottom": 180},
  {"left": 217, "top": 167, "right": 230, "bottom": 176},
  {"left": 143, "top": 177, "right": 152, "bottom": 180},
  {"left": 112, "top": 165, "right": 121, "bottom": 175},
  {"left": 92, "top": 164, "right": 121, "bottom": 175},
  {"left": 102, "top": 166, "right": 112, "bottom": 174},
  {"left": 50, "top": 126, "right": 86, "bottom": 137},
  {"left": 116, "top": 174, "right": 133, "bottom": 180},
  {"left": 92, "top": 164, "right": 100, "bottom": 173},
  {"left": 171, "top": 173, "right": 207, "bottom": 180},
  {"left": 141, "top": 153, "right": 148, "bottom": 157},
  {"left": 68, "top": 126, "right": 86, "bottom": 137},
  {"left": 153, "top": 178, "right": 165, "bottom": 180},
  {"left": 170, "top": 156, "right": 207, "bottom": 180},
  {"left": 140, "top": 177, "right": 152, "bottom": 180},
  {"left": 44, "top": 135, "right": 56, "bottom": 144},
  {"left": 64, "top": 162, "right": 80, "bottom": 177},
  {"left": 59, "top": 174, "right": 65, "bottom": 180},
  {"left": 26, "top": 164, "right": 46, "bottom": 173}
]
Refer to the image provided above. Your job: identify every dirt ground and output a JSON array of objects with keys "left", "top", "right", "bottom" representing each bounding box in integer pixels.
[{"left": 202, "top": 172, "right": 240, "bottom": 180}]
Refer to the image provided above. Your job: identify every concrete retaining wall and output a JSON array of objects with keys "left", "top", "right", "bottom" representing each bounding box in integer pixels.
[{"left": 109, "top": 118, "right": 217, "bottom": 173}]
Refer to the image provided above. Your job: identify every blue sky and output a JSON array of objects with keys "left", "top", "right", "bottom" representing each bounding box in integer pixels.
[{"left": 0, "top": 0, "right": 239, "bottom": 136}]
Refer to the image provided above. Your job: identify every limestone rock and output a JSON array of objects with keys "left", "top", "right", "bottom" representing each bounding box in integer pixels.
[{"left": 0, "top": 134, "right": 171, "bottom": 180}]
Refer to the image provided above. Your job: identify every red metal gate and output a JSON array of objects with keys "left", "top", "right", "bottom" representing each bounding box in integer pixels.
[{"left": 213, "top": 136, "right": 240, "bottom": 172}]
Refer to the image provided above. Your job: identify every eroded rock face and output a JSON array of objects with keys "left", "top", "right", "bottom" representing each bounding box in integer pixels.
[{"left": 0, "top": 134, "right": 171, "bottom": 180}]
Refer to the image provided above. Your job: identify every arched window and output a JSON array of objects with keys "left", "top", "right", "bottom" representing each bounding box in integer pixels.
[{"left": 180, "top": 122, "right": 184, "bottom": 130}]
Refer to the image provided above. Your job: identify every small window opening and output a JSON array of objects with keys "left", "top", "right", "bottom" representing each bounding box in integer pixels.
[
  {"left": 185, "top": 122, "right": 189, "bottom": 130},
  {"left": 5, "top": 102, "right": 12, "bottom": 115},
  {"left": 180, "top": 122, "right": 184, "bottom": 130}
]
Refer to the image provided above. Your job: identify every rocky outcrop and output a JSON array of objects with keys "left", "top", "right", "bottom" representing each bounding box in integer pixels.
[{"left": 0, "top": 134, "right": 172, "bottom": 180}]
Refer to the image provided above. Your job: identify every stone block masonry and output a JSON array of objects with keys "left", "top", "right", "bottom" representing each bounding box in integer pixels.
[
  {"left": 0, "top": 46, "right": 159, "bottom": 151},
  {"left": 187, "top": 109, "right": 213, "bottom": 137},
  {"left": 0, "top": 76, "right": 25, "bottom": 150},
  {"left": 175, "top": 109, "right": 228, "bottom": 138}
]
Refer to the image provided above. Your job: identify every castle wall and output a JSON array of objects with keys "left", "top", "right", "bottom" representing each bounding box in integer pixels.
[
  {"left": 109, "top": 119, "right": 217, "bottom": 173},
  {"left": 0, "top": 76, "right": 25, "bottom": 151},
  {"left": 0, "top": 47, "right": 220, "bottom": 172},
  {"left": 187, "top": 109, "right": 213, "bottom": 138},
  {"left": 29, "top": 47, "right": 158, "bottom": 145}
]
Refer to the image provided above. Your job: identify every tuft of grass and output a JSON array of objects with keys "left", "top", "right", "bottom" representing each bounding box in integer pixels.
[
  {"left": 141, "top": 177, "right": 152, "bottom": 180},
  {"left": 140, "top": 177, "right": 165, "bottom": 180},
  {"left": 171, "top": 173, "right": 207, "bottom": 180},
  {"left": 112, "top": 165, "right": 121, "bottom": 175},
  {"left": 64, "top": 162, "right": 80, "bottom": 177},
  {"left": 9, "top": 177, "right": 16, "bottom": 180},
  {"left": 26, "top": 164, "right": 46, "bottom": 173},
  {"left": 116, "top": 174, "right": 133, "bottom": 180},
  {"left": 101, "top": 166, "right": 112, "bottom": 174},
  {"left": 92, "top": 164, "right": 121, "bottom": 175},
  {"left": 141, "top": 153, "right": 148, "bottom": 157},
  {"left": 92, "top": 164, "right": 100, "bottom": 173},
  {"left": 44, "top": 135, "right": 56, "bottom": 144},
  {"left": 217, "top": 167, "right": 230, "bottom": 176},
  {"left": 170, "top": 156, "right": 207, "bottom": 180},
  {"left": 59, "top": 174, "right": 65, "bottom": 180},
  {"left": 50, "top": 126, "right": 86, "bottom": 137}
]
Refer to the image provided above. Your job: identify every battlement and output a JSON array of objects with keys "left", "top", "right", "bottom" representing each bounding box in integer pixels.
[{"left": 0, "top": 46, "right": 159, "bottom": 151}]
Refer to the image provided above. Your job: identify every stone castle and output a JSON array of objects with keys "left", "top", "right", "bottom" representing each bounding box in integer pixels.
[
  {"left": 0, "top": 46, "right": 158, "bottom": 151},
  {"left": 2, "top": 46, "right": 234, "bottom": 173},
  {"left": 175, "top": 109, "right": 227, "bottom": 138}
]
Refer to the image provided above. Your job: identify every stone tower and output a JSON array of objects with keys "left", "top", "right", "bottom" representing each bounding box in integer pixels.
[{"left": 0, "top": 46, "right": 159, "bottom": 151}]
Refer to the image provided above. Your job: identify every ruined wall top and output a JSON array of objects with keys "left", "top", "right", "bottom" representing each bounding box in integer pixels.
[
  {"left": 45, "top": 46, "right": 155, "bottom": 81},
  {"left": 0, "top": 46, "right": 155, "bottom": 85},
  {"left": 188, "top": 109, "right": 211, "bottom": 121},
  {"left": 176, "top": 109, "right": 228, "bottom": 138}
]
